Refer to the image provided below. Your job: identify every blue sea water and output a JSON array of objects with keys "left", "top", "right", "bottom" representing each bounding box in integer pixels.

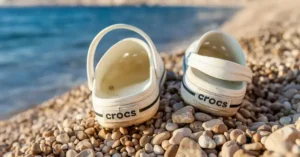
[{"left": 0, "top": 6, "right": 238, "bottom": 119}]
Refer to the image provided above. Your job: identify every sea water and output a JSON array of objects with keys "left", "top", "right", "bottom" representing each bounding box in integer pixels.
[{"left": 0, "top": 6, "right": 238, "bottom": 119}]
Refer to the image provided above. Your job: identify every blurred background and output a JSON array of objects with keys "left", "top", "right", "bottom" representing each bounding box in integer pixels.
[{"left": 0, "top": 0, "right": 241, "bottom": 119}]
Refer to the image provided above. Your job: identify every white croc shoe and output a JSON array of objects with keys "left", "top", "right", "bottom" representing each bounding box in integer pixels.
[
  {"left": 87, "top": 24, "right": 166, "bottom": 128},
  {"left": 181, "top": 31, "right": 253, "bottom": 117}
]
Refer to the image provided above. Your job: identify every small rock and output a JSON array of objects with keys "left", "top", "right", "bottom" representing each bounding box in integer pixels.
[
  {"left": 169, "top": 128, "right": 192, "bottom": 144},
  {"left": 172, "top": 106, "right": 195, "bottom": 124},
  {"left": 172, "top": 102, "right": 184, "bottom": 111},
  {"left": 152, "top": 131, "right": 171, "bottom": 145},
  {"left": 212, "top": 124, "right": 228, "bottom": 134},
  {"left": 279, "top": 116, "right": 292, "bottom": 125},
  {"left": 66, "top": 149, "right": 78, "bottom": 157},
  {"left": 213, "top": 134, "right": 226, "bottom": 146},
  {"left": 84, "top": 128, "right": 95, "bottom": 135},
  {"left": 112, "top": 132, "right": 122, "bottom": 140},
  {"left": 292, "top": 145, "right": 300, "bottom": 154},
  {"left": 194, "top": 112, "right": 212, "bottom": 122},
  {"left": 77, "top": 131, "right": 87, "bottom": 140},
  {"left": 176, "top": 137, "right": 207, "bottom": 157},
  {"left": 164, "top": 145, "right": 178, "bottom": 157},
  {"left": 76, "top": 149, "right": 95, "bottom": 157},
  {"left": 282, "top": 101, "right": 292, "bottom": 110},
  {"left": 140, "top": 135, "right": 151, "bottom": 147},
  {"left": 165, "top": 123, "right": 178, "bottom": 131},
  {"left": 265, "top": 126, "right": 300, "bottom": 153},
  {"left": 202, "top": 119, "right": 224, "bottom": 131},
  {"left": 119, "top": 127, "right": 128, "bottom": 135},
  {"left": 145, "top": 143, "right": 153, "bottom": 153},
  {"left": 189, "top": 121, "right": 204, "bottom": 132},
  {"left": 230, "top": 129, "right": 244, "bottom": 141},
  {"left": 242, "top": 142, "right": 263, "bottom": 151},
  {"left": 30, "top": 143, "right": 42, "bottom": 154},
  {"left": 126, "top": 146, "right": 135, "bottom": 154},
  {"left": 153, "top": 145, "right": 164, "bottom": 155},
  {"left": 221, "top": 141, "right": 239, "bottom": 157},
  {"left": 76, "top": 140, "right": 93, "bottom": 151},
  {"left": 56, "top": 133, "right": 70, "bottom": 144},
  {"left": 236, "top": 134, "right": 247, "bottom": 145},
  {"left": 198, "top": 135, "right": 216, "bottom": 149}
]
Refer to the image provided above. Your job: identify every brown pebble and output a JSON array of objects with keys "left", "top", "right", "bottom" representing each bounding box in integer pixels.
[{"left": 212, "top": 124, "right": 228, "bottom": 134}]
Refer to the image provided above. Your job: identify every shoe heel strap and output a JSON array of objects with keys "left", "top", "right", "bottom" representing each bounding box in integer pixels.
[
  {"left": 187, "top": 53, "right": 253, "bottom": 83},
  {"left": 87, "top": 24, "right": 159, "bottom": 90}
]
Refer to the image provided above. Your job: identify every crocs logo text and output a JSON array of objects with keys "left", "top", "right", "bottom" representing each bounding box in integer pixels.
[
  {"left": 198, "top": 94, "right": 228, "bottom": 108},
  {"left": 105, "top": 110, "right": 137, "bottom": 120}
]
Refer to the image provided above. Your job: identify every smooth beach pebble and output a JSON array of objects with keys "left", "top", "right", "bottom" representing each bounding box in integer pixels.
[
  {"left": 198, "top": 135, "right": 216, "bottom": 149},
  {"left": 202, "top": 119, "right": 224, "bottom": 131},
  {"left": 194, "top": 112, "right": 213, "bottom": 121},
  {"left": 165, "top": 123, "right": 178, "bottom": 131},
  {"left": 172, "top": 106, "right": 195, "bottom": 124},
  {"left": 176, "top": 137, "right": 207, "bottom": 157},
  {"left": 76, "top": 149, "right": 95, "bottom": 157},
  {"left": 230, "top": 129, "right": 244, "bottom": 141},
  {"left": 169, "top": 128, "right": 192, "bottom": 144},
  {"left": 151, "top": 131, "right": 171, "bottom": 145},
  {"left": 164, "top": 144, "right": 178, "bottom": 157},
  {"left": 153, "top": 145, "right": 164, "bottom": 155},
  {"left": 212, "top": 124, "right": 228, "bottom": 134},
  {"left": 221, "top": 141, "right": 239, "bottom": 157},
  {"left": 140, "top": 135, "right": 151, "bottom": 147},
  {"left": 145, "top": 143, "right": 153, "bottom": 153},
  {"left": 213, "top": 134, "right": 226, "bottom": 146},
  {"left": 56, "top": 133, "right": 70, "bottom": 144},
  {"left": 66, "top": 149, "right": 78, "bottom": 157}
]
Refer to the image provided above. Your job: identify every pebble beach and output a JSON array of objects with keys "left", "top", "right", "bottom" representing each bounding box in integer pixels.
[{"left": 1, "top": 0, "right": 300, "bottom": 157}]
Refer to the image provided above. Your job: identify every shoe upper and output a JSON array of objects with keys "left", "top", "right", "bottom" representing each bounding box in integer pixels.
[
  {"left": 86, "top": 24, "right": 165, "bottom": 123},
  {"left": 183, "top": 31, "right": 252, "bottom": 97}
]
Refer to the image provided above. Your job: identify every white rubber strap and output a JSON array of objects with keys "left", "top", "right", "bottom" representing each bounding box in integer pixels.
[
  {"left": 187, "top": 53, "right": 253, "bottom": 83},
  {"left": 87, "top": 24, "right": 159, "bottom": 90}
]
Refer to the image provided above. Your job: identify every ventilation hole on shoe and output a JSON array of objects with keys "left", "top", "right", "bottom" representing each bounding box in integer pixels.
[
  {"left": 204, "top": 42, "right": 210, "bottom": 45},
  {"left": 108, "top": 85, "right": 114, "bottom": 91}
]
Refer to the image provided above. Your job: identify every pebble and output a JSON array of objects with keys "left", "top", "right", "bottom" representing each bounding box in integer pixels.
[
  {"left": 152, "top": 131, "right": 171, "bottom": 145},
  {"left": 236, "top": 134, "right": 247, "bottom": 145},
  {"left": 140, "top": 135, "right": 151, "bottom": 147},
  {"left": 140, "top": 152, "right": 150, "bottom": 157},
  {"left": 56, "top": 133, "right": 70, "bottom": 144},
  {"left": 165, "top": 123, "right": 178, "bottom": 131},
  {"left": 176, "top": 137, "right": 207, "bottom": 157},
  {"left": 145, "top": 143, "right": 153, "bottom": 153},
  {"left": 66, "top": 149, "right": 78, "bottom": 157},
  {"left": 279, "top": 116, "right": 292, "bottom": 125},
  {"left": 172, "top": 106, "right": 195, "bottom": 123},
  {"left": 95, "top": 152, "right": 103, "bottom": 157},
  {"left": 213, "top": 134, "right": 226, "bottom": 146},
  {"left": 242, "top": 142, "right": 263, "bottom": 151},
  {"left": 194, "top": 112, "right": 213, "bottom": 121},
  {"left": 189, "top": 121, "right": 204, "bottom": 132},
  {"left": 76, "top": 140, "right": 93, "bottom": 151},
  {"left": 84, "top": 128, "right": 95, "bottom": 135},
  {"left": 164, "top": 145, "right": 178, "bottom": 157},
  {"left": 212, "top": 124, "right": 228, "bottom": 134},
  {"left": 265, "top": 126, "right": 300, "bottom": 153},
  {"left": 172, "top": 102, "right": 184, "bottom": 111},
  {"left": 169, "top": 128, "right": 192, "bottom": 144},
  {"left": 221, "top": 141, "right": 239, "bottom": 157},
  {"left": 153, "top": 145, "right": 164, "bottom": 155},
  {"left": 126, "top": 146, "right": 135, "bottom": 154},
  {"left": 30, "top": 143, "right": 42, "bottom": 154},
  {"left": 230, "top": 129, "right": 244, "bottom": 141},
  {"left": 112, "top": 132, "right": 122, "bottom": 140},
  {"left": 76, "top": 149, "right": 95, "bottom": 157},
  {"left": 198, "top": 135, "right": 216, "bottom": 149},
  {"left": 202, "top": 119, "right": 223, "bottom": 131}
]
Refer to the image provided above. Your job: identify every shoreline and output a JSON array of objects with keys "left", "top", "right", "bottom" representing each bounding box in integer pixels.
[{"left": 0, "top": 0, "right": 254, "bottom": 7}]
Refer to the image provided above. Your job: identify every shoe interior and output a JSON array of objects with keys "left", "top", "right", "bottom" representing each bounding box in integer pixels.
[
  {"left": 192, "top": 33, "right": 245, "bottom": 90},
  {"left": 94, "top": 39, "right": 150, "bottom": 99}
]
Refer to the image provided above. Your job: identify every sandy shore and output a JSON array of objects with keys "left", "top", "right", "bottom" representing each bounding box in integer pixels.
[
  {"left": 1, "top": 0, "right": 300, "bottom": 157},
  {"left": 1, "top": 0, "right": 254, "bottom": 7}
]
